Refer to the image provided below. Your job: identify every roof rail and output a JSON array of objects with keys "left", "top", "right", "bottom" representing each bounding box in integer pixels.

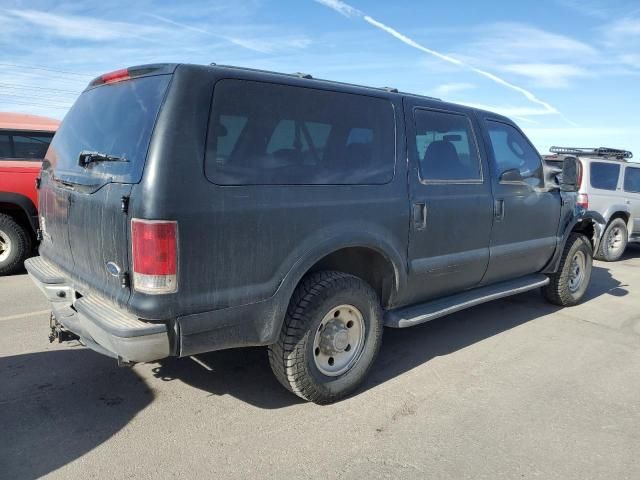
[
  {"left": 549, "top": 146, "right": 633, "bottom": 160},
  {"left": 382, "top": 86, "right": 399, "bottom": 93},
  {"left": 293, "top": 72, "right": 313, "bottom": 79}
]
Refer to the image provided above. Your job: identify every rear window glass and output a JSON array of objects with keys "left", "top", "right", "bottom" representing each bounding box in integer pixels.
[
  {"left": 47, "top": 75, "right": 170, "bottom": 184},
  {"left": 624, "top": 167, "right": 640, "bottom": 193},
  {"left": 0, "top": 131, "right": 54, "bottom": 160},
  {"left": 590, "top": 162, "right": 620, "bottom": 191},
  {"left": 205, "top": 79, "right": 395, "bottom": 185}
]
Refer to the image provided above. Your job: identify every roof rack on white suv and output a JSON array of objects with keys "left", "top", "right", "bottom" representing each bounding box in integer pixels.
[{"left": 549, "top": 146, "right": 633, "bottom": 160}]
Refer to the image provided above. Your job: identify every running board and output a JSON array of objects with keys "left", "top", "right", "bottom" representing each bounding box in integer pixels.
[{"left": 384, "top": 274, "right": 549, "bottom": 328}]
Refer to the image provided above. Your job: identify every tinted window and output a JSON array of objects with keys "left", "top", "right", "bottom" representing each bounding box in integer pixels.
[
  {"left": 413, "top": 109, "right": 481, "bottom": 181},
  {"left": 205, "top": 79, "right": 395, "bottom": 185},
  {"left": 49, "top": 75, "right": 170, "bottom": 184},
  {"left": 0, "top": 134, "right": 11, "bottom": 158},
  {"left": 12, "top": 133, "right": 53, "bottom": 159},
  {"left": 623, "top": 167, "right": 640, "bottom": 193},
  {"left": 486, "top": 121, "right": 543, "bottom": 188},
  {"left": 590, "top": 162, "right": 620, "bottom": 191},
  {"left": 0, "top": 131, "right": 54, "bottom": 160}
]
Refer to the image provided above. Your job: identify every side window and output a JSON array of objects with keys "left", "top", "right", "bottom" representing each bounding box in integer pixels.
[
  {"left": 624, "top": 167, "right": 640, "bottom": 193},
  {"left": 0, "top": 134, "right": 11, "bottom": 158},
  {"left": 205, "top": 79, "right": 395, "bottom": 185},
  {"left": 486, "top": 121, "right": 543, "bottom": 188},
  {"left": 590, "top": 162, "right": 620, "bottom": 191},
  {"left": 413, "top": 109, "right": 481, "bottom": 181},
  {"left": 12, "top": 132, "right": 54, "bottom": 159}
]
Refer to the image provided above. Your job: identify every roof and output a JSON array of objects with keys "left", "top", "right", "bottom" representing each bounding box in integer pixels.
[{"left": 0, "top": 112, "right": 60, "bottom": 132}]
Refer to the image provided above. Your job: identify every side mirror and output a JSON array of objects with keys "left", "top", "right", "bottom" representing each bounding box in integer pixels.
[
  {"left": 560, "top": 156, "right": 579, "bottom": 192},
  {"left": 499, "top": 168, "right": 523, "bottom": 183}
]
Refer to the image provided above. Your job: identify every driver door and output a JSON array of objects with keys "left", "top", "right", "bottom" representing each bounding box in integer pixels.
[{"left": 479, "top": 117, "right": 561, "bottom": 284}]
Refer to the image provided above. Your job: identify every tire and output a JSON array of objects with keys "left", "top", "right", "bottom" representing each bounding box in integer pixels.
[
  {"left": 0, "top": 213, "right": 32, "bottom": 276},
  {"left": 543, "top": 233, "right": 592, "bottom": 307},
  {"left": 595, "top": 217, "right": 628, "bottom": 262},
  {"left": 268, "top": 271, "right": 384, "bottom": 404}
]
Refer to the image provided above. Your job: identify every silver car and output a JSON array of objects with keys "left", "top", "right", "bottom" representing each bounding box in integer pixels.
[{"left": 544, "top": 147, "right": 640, "bottom": 261}]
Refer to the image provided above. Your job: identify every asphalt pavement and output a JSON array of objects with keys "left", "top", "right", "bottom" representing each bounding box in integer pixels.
[{"left": 2, "top": 247, "right": 639, "bottom": 479}]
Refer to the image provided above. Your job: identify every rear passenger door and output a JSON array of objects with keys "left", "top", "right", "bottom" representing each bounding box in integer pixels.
[
  {"left": 623, "top": 166, "right": 640, "bottom": 239},
  {"left": 480, "top": 118, "right": 561, "bottom": 283},
  {"left": 403, "top": 100, "right": 493, "bottom": 303}
]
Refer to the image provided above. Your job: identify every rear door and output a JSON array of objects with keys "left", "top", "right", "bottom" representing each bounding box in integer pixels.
[
  {"left": 403, "top": 99, "right": 493, "bottom": 303},
  {"left": 623, "top": 165, "right": 640, "bottom": 238},
  {"left": 42, "top": 71, "right": 171, "bottom": 305},
  {"left": 480, "top": 117, "right": 561, "bottom": 283}
]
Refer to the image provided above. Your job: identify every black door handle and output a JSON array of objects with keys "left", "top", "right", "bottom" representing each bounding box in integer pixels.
[
  {"left": 412, "top": 202, "right": 427, "bottom": 230},
  {"left": 494, "top": 199, "right": 505, "bottom": 221}
]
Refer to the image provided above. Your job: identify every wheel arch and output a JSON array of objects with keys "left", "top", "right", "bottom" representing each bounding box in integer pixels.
[{"left": 0, "top": 192, "right": 38, "bottom": 234}]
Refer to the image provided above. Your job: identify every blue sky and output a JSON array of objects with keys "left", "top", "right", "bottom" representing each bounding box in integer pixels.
[{"left": 1, "top": 0, "right": 639, "bottom": 158}]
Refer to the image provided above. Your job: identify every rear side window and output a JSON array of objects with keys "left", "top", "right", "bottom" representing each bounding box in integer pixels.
[
  {"left": 486, "top": 121, "right": 543, "bottom": 188},
  {"left": 0, "top": 131, "right": 54, "bottom": 160},
  {"left": 590, "top": 162, "right": 620, "bottom": 191},
  {"left": 49, "top": 75, "right": 170, "bottom": 184},
  {"left": 413, "top": 109, "right": 481, "bottom": 181},
  {"left": 624, "top": 167, "right": 640, "bottom": 193},
  {"left": 205, "top": 79, "right": 395, "bottom": 185}
]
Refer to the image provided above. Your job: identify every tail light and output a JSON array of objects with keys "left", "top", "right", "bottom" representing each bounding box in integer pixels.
[
  {"left": 576, "top": 159, "right": 584, "bottom": 188},
  {"left": 577, "top": 193, "right": 589, "bottom": 209},
  {"left": 131, "top": 219, "right": 178, "bottom": 294}
]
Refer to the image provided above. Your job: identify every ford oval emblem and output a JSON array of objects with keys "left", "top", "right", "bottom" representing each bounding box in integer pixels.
[{"left": 106, "top": 261, "right": 121, "bottom": 277}]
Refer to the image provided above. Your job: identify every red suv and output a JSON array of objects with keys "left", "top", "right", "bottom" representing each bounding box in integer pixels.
[{"left": 0, "top": 112, "right": 59, "bottom": 275}]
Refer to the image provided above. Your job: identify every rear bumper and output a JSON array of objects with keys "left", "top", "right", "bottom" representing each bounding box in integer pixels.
[{"left": 25, "top": 256, "right": 170, "bottom": 363}]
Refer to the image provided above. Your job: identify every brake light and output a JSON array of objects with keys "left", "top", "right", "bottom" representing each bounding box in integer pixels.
[
  {"left": 101, "top": 68, "right": 130, "bottom": 84},
  {"left": 577, "top": 193, "right": 589, "bottom": 209},
  {"left": 131, "top": 219, "right": 178, "bottom": 294}
]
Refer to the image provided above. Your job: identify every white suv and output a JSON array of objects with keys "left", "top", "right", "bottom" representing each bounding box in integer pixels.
[{"left": 544, "top": 147, "right": 639, "bottom": 261}]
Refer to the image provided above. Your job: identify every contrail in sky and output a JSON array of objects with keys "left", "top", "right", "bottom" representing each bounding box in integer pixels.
[{"left": 315, "top": 0, "right": 571, "bottom": 122}]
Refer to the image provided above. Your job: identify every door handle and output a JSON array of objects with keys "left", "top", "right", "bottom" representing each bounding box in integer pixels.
[
  {"left": 412, "top": 202, "right": 427, "bottom": 230},
  {"left": 494, "top": 199, "right": 505, "bottom": 221}
]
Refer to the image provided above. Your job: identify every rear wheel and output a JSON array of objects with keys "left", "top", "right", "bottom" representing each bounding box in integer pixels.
[
  {"left": 595, "top": 217, "right": 628, "bottom": 262},
  {"left": 544, "top": 233, "right": 592, "bottom": 306},
  {"left": 0, "top": 213, "right": 31, "bottom": 276},
  {"left": 268, "top": 271, "right": 383, "bottom": 404}
]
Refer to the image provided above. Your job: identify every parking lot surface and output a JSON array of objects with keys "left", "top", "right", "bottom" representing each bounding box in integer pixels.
[{"left": 2, "top": 247, "right": 639, "bottom": 479}]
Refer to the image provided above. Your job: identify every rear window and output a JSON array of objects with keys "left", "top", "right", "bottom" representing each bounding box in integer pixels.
[
  {"left": 205, "top": 79, "right": 395, "bottom": 185},
  {"left": 47, "top": 75, "right": 170, "bottom": 184},
  {"left": 590, "top": 162, "right": 620, "bottom": 191},
  {"left": 0, "top": 131, "right": 54, "bottom": 160},
  {"left": 624, "top": 167, "right": 640, "bottom": 193}
]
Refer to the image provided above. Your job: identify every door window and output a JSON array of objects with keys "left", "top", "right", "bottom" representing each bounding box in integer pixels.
[
  {"left": 590, "top": 162, "right": 620, "bottom": 191},
  {"left": 0, "top": 134, "right": 11, "bottom": 158},
  {"left": 624, "top": 167, "right": 640, "bottom": 193},
  {"left": 486, "top": 121, "right": 543, "bottom": 188},
  {"left": 413, "top": 109, "right": 481, "bottom": 182}
]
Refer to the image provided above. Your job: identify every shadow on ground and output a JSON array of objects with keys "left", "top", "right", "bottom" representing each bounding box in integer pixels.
[
  {"left": 151, "top": 264, "right": 626, "bottom": 408},
  {"left": 1, "top": 264, "right": 628, "bottom": 479},
  {"left": 0, "top": 348, "right": 152, "bottom": 480}
]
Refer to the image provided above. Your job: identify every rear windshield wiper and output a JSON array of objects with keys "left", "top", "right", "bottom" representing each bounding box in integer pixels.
[{"left": 78, "top": 150, "right": 128, "bottom": 167}]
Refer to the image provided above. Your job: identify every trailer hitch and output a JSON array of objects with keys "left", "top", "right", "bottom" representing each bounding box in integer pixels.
[{"left": 48, "top": 313, "right": 80, "bottom": 343}]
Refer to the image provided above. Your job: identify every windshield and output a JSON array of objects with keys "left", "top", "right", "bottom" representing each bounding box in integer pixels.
[{"left": 46, "top": 75, "right": 171, "bottom": 184}]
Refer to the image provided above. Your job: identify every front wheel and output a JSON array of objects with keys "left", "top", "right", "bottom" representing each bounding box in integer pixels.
[
  {"left": 543, "top": 233, "right": 593, "bottom": 306},
  {"left": 595, "top": 217, "right": 628, "bottom": 262},
  {"left": 268, "top": 271, "right": 383, "bottom": 404}
]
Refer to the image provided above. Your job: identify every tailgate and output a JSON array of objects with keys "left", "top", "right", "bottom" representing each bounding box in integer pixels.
[{"left": 39, "top": 67, "right": 172, "bottom": 305}]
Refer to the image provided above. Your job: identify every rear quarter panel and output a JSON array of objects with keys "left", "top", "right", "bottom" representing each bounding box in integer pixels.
[{"left": 128, "top": 66, "right": 410, "bottom": 320}]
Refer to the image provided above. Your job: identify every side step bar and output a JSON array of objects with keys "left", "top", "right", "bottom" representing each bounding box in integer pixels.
[{"left": 384, "top": 274, "right": 549, "bottom": 328}]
